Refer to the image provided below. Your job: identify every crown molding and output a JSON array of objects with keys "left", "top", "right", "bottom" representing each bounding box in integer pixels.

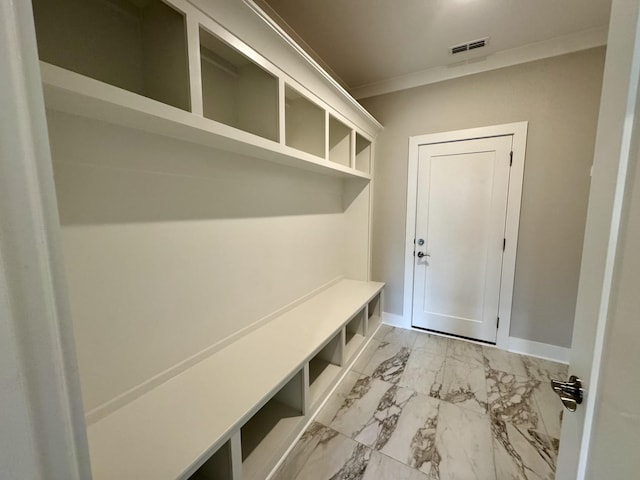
[
  {"left": 242, "top": 0, "right": 383, "bottom": 131},
  {"left": 352, "top": 26, "right": 609, "bottom": 100}
]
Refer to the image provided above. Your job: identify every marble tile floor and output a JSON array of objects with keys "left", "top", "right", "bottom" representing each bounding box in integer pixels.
[{"left": 272, "top": 325, "right": 569, "bottom": 480}]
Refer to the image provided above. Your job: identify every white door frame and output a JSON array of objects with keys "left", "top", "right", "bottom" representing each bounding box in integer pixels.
[
  {"left": 403, "top": 122, "right": 528, "bottom": 349},
  {"left": 0, "top": 0, "right": 91, "bottom": 478}
]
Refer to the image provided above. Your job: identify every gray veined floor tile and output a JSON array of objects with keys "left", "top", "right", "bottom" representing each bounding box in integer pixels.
[
  {"left": 532, "top": 380, "right": 564, "bottom": 440},
  {"left": 522, "top": 355, "right": 569, "bottom": 383},
  {"left": 292, "top": 429, "right": 372, "bottom": 480},
  {"left": 351, "top": 339, "right": 382, "bottom": 375},
  {"left": 378, "top": 392, "right": 440, "bottom": 475},
  {"left": 328, "top": 376, "right": 395, "bottom": 440},
  {"left": 374, "top": 324, "right": 393, "bottom": 341},
  {"left": 483, "top": 346, "right": 528, "bottom": 377},
  {"left": 447, "top": 339, "right": 484, "bottom": 367},
  {"left": 398, "top": 348, "right": 446, "bottom": 398},
  {"left": 413, "top": 332, "right": 449, "bottom": 356},
  {"left": 486, "top": 368, "right": 543, "bottom": 431},
  {"left": 353, "top": 384, "right": 416, "bottom": 450},
  {"left": 435, "top": 401, "right": 496, "bottom": 480},
  {"left": 316, "top": 371, "right": 362, "bottom": 425},
  {"left": 381, "top": 326, "right": 419, "bottom": 349},
  {"left": 492, "top": 419, "right": 556, "bottom": 480},
  {"left": 354, "top": 341, "right": 411, "bottom": 385},
  {"left": 362, "top": 451, "right": 430, "bottom": 480},
  {"left": 270, "top": 422, "right": 338, "bottom": 480},
  {"left": 440, "top": 357, "right": 488, "bottom": 414}
]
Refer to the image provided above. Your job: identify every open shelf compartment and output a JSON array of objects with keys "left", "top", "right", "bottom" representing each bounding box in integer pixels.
[
  {"left": 367, "top": 293, "right": 382, "bottom": 334},
  {"left": 285, "top": 85, "right": 326, "bottom": 158},
  {"left": 344, "top": 309, "right": 366, "bottom": 361},
  {"left": 199, "top": 26, "right": 279, "bottom": 141},
  {"left": 188, "top": 439, "right": 234, "bottom": 480},
  {"left": 329, "top": 115, "right": 352, "bottom": 167},
  {"left": 32, "top": 0, "right": 190, "bottom": 111},
  {"left": 308, "top": 332, "right": 343, "bottom": 407},
  {"left": 241, "top": 369, "right": 305, "bottom": 480},
  {"left": 355, "top": 133, "right": 372, "bottom": 174}
]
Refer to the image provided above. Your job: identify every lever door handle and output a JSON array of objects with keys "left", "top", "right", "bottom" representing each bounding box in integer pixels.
[
  {"left": 550, "top": 376, "right": 583, "bottom": 412},
  {"left": 417, "top": 252, "right": 430, "bottom": 258}
]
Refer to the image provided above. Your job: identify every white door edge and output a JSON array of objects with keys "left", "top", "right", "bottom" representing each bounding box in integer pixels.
[
  {"left": 403, "top": 122, "right": 528, "bottom": 350},
  {"left": 0, "top": 0, "right": 91, "bottom": 478}
]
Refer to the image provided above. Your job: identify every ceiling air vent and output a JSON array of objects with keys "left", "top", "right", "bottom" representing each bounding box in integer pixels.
[{"left": 450, "top": 37, "right": 489, "bottom": 55}]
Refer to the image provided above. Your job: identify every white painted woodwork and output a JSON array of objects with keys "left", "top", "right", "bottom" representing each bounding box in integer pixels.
[
  {"left": 355, "top": 133, "right": 372, "bottom": 173},
  {"left": 200, "top": 26, "right": 279, "bottom": 141},
  {"left": 284, "top": 85, "right": 326, "bottom": 157},
  {"left": 32, "top": 0, "right": 191, "bottom": 111},
  {"left": 411, "top": 136, "right": 512, "bottom": 343},
  {"left": 404, "top": 123, "right": 527, "bottom": 349},
  {"left": 344, "top": 309, "right": 367, "bottom": 362},
  {"left": 48, "top": 110, "right": 347, "bottom": 415},
  {"left": 556, "top": 0, "right": 640, "bottom": 476},
  {"left": 0, "top": 0, "right": 91, "bottom": 477},
  {"left": 40, "top": 62, "right": 370, "bottom": 180},
  {"left": 308, "top": 333, "right": 344, "bottom": 407},
  {"left": 343, "top": 181, "right": 372, "bottom": 281},
  {"left": 329, "top": 115, "right": 352, "bottom": 166},
  {"left": 86, "top": 279, "right": 383, "bottom": 479},
  {"left": 365, "top": 294, "right": 383, "bottom": 337},
  {"left": 16, "top": 0, "right": 384, "bottom": 479}
]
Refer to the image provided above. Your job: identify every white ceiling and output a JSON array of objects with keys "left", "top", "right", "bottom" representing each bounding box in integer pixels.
[{"left": 261, "top": 0, "right": 611, "bottom": 92}]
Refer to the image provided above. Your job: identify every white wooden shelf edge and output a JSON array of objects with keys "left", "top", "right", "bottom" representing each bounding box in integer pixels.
[
  {"left": 86, "top": 278, "right": 383, "bottom": 480},
  {"left": 40, "top": 62, "right": 371, "bottom": 181}
]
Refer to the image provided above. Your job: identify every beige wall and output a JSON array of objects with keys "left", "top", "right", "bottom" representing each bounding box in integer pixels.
[{"left": 360, "top": 47, "right": 606, "bottom": 347}]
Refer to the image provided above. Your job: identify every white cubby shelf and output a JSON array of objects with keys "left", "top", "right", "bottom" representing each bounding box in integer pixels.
[
  {"left": 41, "top": 63, "right": 369, "bottom": 181},
  {"left": 33, "top": 0, "right": 375, "bottom": 182},
  {"left": 86, "top": 279, "right": 383, "bottom": 480}
]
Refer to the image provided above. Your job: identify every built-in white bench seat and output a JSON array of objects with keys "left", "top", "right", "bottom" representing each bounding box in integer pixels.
[{"left": 86, "top": 279, "right": 383, "bottom": 480}]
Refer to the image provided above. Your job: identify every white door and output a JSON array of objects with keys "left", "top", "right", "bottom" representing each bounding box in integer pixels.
[
  {"left": 411, "top": 135, "right": 512, "bottom": 343},
  {"left": 555, "top": 0, "right": 640, "bottom": 477}
]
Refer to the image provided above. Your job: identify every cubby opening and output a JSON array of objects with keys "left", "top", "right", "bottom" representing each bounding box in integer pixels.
[
  {"left": 367, "top": 294, "right": 382, "bottom": 334},
  {"left": 188, "top": 440, "right": 233, "bottom": 480},
  {"left": 199, "top": 27, "right": 279, "bottom": 141},
  {"left": 308, "top": 333, "right": 343, "bottom": 406},
  {"left": 328, "top": 116, "right": 352, "bottom": 167},
  {"left": 241, "top": 369, "right": 305, "bottom": 480},
  {"left": 285, "top": 86, "right": 325, "bottom": 157},
  {"left": 355, "top": 133, "right": 372, "bottom": 173},
  {"left": 344, "top": 309, "right": 366, "bottom": 361},
  {"left": 32, "top": 0, "right": 190, "bottom": 111}
]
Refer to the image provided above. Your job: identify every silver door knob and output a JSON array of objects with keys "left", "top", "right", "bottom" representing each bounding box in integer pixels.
[
  {"left": 551, "top": 375, "right": 583, "bottom": 412},
  {"left": 417, "top": 252, "right": 430, "bottom": 258}
]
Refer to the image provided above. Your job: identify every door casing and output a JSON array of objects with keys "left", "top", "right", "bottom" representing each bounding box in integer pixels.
[{"left": 404, "top": 122, "right": 528, "bottom": 349}]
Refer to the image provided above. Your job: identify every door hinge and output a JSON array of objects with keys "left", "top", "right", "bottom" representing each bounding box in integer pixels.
[
  {"left": 497, "top": 316, "right": 500, "bottom": 329},
  {"left": 503, "top": 238, "right": 506, "bottom": 251},
  {"left": 509, "top": 151, "right": 513, "bottom": 166}
]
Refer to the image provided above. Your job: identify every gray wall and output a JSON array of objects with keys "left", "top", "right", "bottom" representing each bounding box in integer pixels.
[{"left": 360, "top": 47, "right": 606, "bottom": 347}]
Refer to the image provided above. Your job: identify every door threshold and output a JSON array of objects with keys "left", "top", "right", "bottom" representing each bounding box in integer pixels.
[{"left": 411, "top": 325, "right": 496, "bottom": 347}]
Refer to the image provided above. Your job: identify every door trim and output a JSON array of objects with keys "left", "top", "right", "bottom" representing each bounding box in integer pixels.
[{"left": 403, "top": 122, "right": 528, "bottom": 349}]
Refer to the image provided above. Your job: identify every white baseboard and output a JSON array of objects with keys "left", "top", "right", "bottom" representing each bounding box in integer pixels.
[
  {"left": 382, "top": 312, "right": 409, "bottom": 328},
  {"left": 381, "top": 313, "right": 570, "bottom": 364},
  {"left": 507, "top": 336, "right": 570, "bottom": 364}
]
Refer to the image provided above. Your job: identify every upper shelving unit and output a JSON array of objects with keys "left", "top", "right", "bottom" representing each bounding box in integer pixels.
[
  {"left": 199, "top": 26, "right": 279, "bottom": 142},
  {"left": 284, "top": 85, "right": 326, "bottom": 158},
  {"left": 356, "top": 133, "right": 372, "bottom": 174},
  {"left": 31, "top": 0, "right": 375, "bottom": 182},
  {"left": 32, "top": 0, "right": 191, "bottom": 111},
  {"left": 329, "top": 115, "right": 352, "bottom": 167}
]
